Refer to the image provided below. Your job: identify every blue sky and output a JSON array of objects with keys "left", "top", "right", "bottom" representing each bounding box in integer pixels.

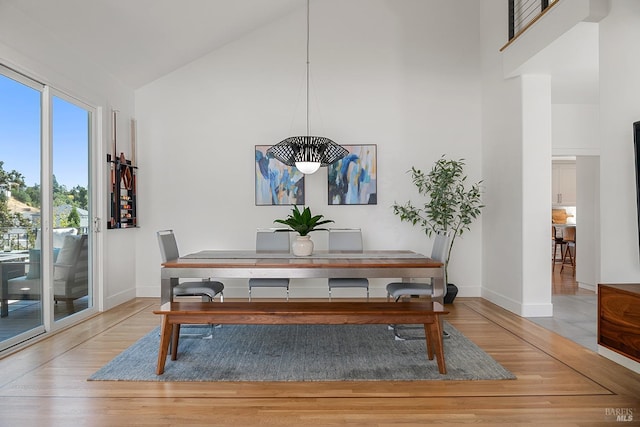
[{"left": 0, "top": 74, "right": 89, "bottom": 189}]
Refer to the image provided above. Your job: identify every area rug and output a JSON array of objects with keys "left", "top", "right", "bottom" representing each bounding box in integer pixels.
[{"left": 88, "top": 323, "right": 515, "bottom": 382}]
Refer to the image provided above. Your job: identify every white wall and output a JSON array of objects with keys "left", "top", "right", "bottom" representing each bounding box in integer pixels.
[
  {"left": 576, "top": 156, "right": 599, "bottom": 291},
  {"left": 479, "top": 0, "right": 607, "bottom": 316},
  {"left": 135, "top": 0, "right": 484, "bottom": 299},
  {"left": 480, "top": 1, "right": 526, "bottom": 314},
  {"left": 482, "top": 0, "right": 640, "bottom": 320},
  {"left": 0, "top": 3, "right": 137, "bottom": 311},
  {"left": 521, "top": 75, "right": 553, "bottom": 316},
  {"left": 552, "top": 104, "right": 600, "bottom": 156},
  {"left": 599, "top": 0, "right": 640, "bottom": 283}
]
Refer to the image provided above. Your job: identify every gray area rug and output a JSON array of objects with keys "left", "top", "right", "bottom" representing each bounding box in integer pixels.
[{"left": 88, "top": 323, "right": 515, "bottom": 382}]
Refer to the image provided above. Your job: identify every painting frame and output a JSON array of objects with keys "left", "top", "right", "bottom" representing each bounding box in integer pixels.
[
  {"left": 327, "top": 144, "right": 377, "bottom": 205},
  {"left": 255, "top": 145, "right": 305, "bottom": 206}
]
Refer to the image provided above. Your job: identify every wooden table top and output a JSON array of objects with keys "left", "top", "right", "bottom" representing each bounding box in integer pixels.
[
  {"left": 155, "top": 300, "right": 447, "bottom": 314},
  {"left": 162, "top": 250, "right": 443, "bottom": 269}
]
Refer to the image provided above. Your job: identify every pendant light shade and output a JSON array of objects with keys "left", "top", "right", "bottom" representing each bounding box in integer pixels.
[
  {"left": 266, "top": 0, "right": 347, "bottom": 174},
  {"left": 268, "top": 135, "right": 348, "bottom": 174}
]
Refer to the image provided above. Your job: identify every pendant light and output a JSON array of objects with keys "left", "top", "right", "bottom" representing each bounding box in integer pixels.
[{"left": 267, "top": 0, "right": 347, "bottom": 174}]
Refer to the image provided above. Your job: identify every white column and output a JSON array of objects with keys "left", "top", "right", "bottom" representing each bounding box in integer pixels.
[{"left": 521, "top": 74, "right": 553, "bottom": 316}]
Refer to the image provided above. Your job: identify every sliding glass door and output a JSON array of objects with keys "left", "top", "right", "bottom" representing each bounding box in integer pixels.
[
  {"left": 0, "top": 66, "right": 96, "bottom": 350},
  {"left": 0, "top": 67, "right": 44, "bottom": 345},
  {"left": 51, "top": 92, "right": 92, "bottom": 323}
]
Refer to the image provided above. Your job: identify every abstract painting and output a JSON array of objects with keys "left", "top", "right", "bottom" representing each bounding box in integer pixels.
[
  {"left": 328, "top": 144, "right": 377, "bottom": 205},
  {"left": 255, "top": 145, "right": 305, "bottom": 205}
]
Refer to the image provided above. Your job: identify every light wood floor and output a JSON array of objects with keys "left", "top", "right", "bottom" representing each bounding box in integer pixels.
[{"left": 0, "top": 297, "right": 638, "bottom": 426}]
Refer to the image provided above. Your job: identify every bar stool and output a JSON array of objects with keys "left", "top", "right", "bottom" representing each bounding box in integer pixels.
[
  {"left": 552, "top": 226, "right": 567, "bottom": 271},
  {"left": 560, "top": 226, "right": 576, "bottom": 275}
]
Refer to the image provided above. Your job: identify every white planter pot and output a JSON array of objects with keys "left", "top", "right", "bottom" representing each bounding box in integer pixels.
[{"left": 292, "top": 235, "right": 313, "bottom": 256}]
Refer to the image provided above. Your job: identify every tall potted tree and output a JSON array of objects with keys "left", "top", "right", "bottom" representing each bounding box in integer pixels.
[{"left": 392, "top": 156, "right": 484, "bottom": 302}]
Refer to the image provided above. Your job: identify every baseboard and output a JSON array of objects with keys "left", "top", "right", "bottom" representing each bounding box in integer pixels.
[
  {"left": 104, "top": 288, "right": 137, "bottom": 310},
  {"left": 578, "top": 282, "right": 597, "bottom": 292},
  {"left": 481, "top": 288, "right": 553, "bottom": 317},
  {"left": 598, "top": 345, "right": 640, "bottom": 374}
]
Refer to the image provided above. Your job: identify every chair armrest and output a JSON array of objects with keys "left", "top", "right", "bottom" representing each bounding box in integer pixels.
[
  {"left": 53, "top": 262, "right": 73, "bottom": 268},
  {"left": 1, "top": 262, "right": 27, "bottom": 281},
  {"left": 53, "top": 263, "right": 74, "bottom": 282},
  {"left": 1, "top": 263, "right": 28, "bottom": 301}
]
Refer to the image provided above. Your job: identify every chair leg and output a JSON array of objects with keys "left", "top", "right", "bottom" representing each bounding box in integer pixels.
[
  {"left": 553, "top": 241, "right": 567, "bottom": 271},
  {"left": 391, "top": 294, "right": 448, "bottom": 340},
  {"left": 177, "top": 295, "right": 217, "bottom": 339},
  {"left": 560, "top": 244, "right": 575, "bottom": 273}
]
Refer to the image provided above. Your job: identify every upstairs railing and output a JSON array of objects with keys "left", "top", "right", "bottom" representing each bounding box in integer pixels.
[
  {"left": 508, "top": 0, "right": 559, "bottom": 43},
  {"left": 1, "top": 226, "right": 89, "bottom": 251},
  {"left": 0, "top": 228, "right": 34, "bottom": 251}
]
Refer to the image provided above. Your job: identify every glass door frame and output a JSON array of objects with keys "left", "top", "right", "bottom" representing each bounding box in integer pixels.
[
  {"left": 46, "top": 87, "right": 99, "bottom": 331},
  {"left": 0, "top": 64, "right": 100, "bottom": 349}
]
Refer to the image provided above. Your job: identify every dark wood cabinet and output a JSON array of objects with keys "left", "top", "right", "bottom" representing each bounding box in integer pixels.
[{"left": 598, "top": 283, "right": 640, "bottom": 363}]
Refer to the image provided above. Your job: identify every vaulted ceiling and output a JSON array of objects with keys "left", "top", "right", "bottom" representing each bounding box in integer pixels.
[
  {"left": 2, "top": 0, "right": 599, "bottom": 103},
  {"left": 2, "top": 0, "right": 301, "bottom": 89}
]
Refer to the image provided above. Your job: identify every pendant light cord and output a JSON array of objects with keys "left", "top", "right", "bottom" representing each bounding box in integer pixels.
[
  {"left": 266, "top": 0, "right": 346, "bottom": 170},
  {"left": 306, "top": 0, "right": 310, "bottom": 137}
]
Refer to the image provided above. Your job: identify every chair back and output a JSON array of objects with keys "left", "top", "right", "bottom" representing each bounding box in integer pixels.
[
  {"left": 431, "top": 232, "right": 451, "bottom": 295},
  {"left": 157, "top": 229, "right": 180, "bottom": 262},
  {"left": 431, "top": 232, "right": 450, "bottom": 264},
  {"left": 563, "top": 226, "right": 576, "bottom": 243},
  {"left": 328, "top": 229, "right": 363, "bottom": 252},
  {"left": 256, "top": 229, "right": 290, "bottom": 253},
  {"left": 53, "top": 234, "right": 89, "bottom": 298}
]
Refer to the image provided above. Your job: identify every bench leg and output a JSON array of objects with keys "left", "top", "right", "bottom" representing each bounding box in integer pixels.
[
  {"left": 423, "top": 323, "right": 434, "bottom": 360},
  {"left": 156, "top": 315, "right": 173, "bottom": 375},
  {"left": 425, "top": 317, "right": 447, "bottom": 374},
  {"left": 171, "top": 324, "right": 180, "bottom": 361}
]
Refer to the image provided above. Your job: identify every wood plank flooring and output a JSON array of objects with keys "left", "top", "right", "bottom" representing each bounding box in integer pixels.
[{"left": 0, "top": 297, "right": 638, "bottom": 426}]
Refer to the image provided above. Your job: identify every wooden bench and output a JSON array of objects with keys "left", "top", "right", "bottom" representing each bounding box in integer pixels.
[{"left": 153, "top": 301, "right": 449, "bottom": 375}]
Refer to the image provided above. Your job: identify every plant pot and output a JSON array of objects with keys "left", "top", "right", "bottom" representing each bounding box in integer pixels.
[
  {"left": 292, "top": 235, "right": 313, "bottom": 256},
  {"left": 444, "top": 283, "right": 458, "bottom": 304}
]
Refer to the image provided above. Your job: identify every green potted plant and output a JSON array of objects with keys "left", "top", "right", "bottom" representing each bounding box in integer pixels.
[
  {"left": 274, "top": 205, "right": 334, "bottom": 256},
  {"left": 392, "top": 156, "right": 484, "bottom": 302}
]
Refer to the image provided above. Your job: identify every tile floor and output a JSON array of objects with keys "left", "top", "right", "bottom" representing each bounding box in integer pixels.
[{"left": 528, "top": 293, "right": 598, "bottom": 351}]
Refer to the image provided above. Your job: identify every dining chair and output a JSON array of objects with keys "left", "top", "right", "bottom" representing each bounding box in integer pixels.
[
  {"left": 157, "top": 229, "right": 224, "bottom": 337},
  {"left": 327, "top": 228, "right": 369, "bottom": 300},
  {"left": 386, "top": 232, "right": 450, "bottom": 340},
  {"left": 248, "top": 229, "right": 290, "bottom": 301}
]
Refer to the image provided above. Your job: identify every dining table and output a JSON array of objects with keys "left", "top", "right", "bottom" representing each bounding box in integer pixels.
[{"left": 160, "top": 250, "right": 445, "bottom": 303}]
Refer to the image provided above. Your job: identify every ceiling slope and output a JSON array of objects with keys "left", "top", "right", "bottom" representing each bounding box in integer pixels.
[{"left": 3, "top": 0, "right": 301, "bottom": 89}]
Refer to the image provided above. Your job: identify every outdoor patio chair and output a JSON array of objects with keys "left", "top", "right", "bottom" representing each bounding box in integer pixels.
[{"left": 4, "top": 234, "right": 89, "bottom": 314}]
